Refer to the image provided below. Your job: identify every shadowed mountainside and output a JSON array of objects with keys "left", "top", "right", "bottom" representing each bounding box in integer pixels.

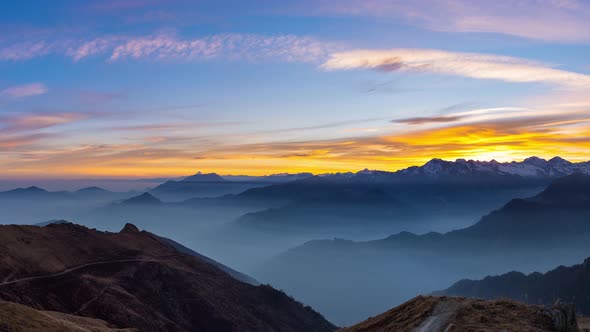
[
  {"left": 441, "top": 256, "right": 590, "bottom": 315},
  {"left": 257, "top": 173, "right": 590, "bottom": 325},
  {"left": 0, "top": 222, "right": 336, "bottom": 332}
]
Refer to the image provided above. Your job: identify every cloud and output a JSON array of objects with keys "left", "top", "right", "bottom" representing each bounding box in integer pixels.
[
  {"left": 0, "top": 113, "right": 93, "bottom": 151},
  {"left": 0, "top": 32, "right": 334, "bottom": 64},
  {"left": 297, "top": 0, "right": 590, "bottom": 43},
  {"left": 322, "top": 49, "right": 590, "bottom": 88},
  {"left": 0, "top": 83, "right": 48, "bottom": 98},
  {"left": 393, "top": 115, "right": 464, "bottom": 125},
  {"left": 107, "top": 33, "right": 330, "bottom": 63},
  {"left": 0, "top": 112, "right": 90, "bottom": 134},
  {"left": 4, "top": 107, "right": 590, "bottom": 177}
]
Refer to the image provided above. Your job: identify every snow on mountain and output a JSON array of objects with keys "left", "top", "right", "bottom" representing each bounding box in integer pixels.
[
  {"left": 397, "top": 156, "right": 590, "bottom": 179},
  {"left": 340, "top": 157, "right": 590, "bottom": 183}
]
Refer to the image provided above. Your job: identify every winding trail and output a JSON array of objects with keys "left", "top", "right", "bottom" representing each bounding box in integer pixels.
[{"left": 0, "top": 256, "right": 174, "bottom": 287}]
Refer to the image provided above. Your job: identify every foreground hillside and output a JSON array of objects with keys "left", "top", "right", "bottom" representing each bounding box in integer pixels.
[
  {"left": 441, "top": 256, "right": 590, "bottom": 315},
  {"left": 339, "top": 296, "right": 578, "bottom": 332},
  {"left": 0, "top": 300, "right": 135, "bottom": 332},
  {"left": 0, "top": 222, "right": 335, "bottom": 332}
]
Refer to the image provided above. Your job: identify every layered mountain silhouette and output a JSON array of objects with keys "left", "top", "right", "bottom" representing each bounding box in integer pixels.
[
  {"left": 0, "top": 222, "right": 335, "bottom": 332},
  {"left": 257, "top": 173, "right": 590, "bottom": 324},
  {"left": 0, "top": 186, "right": 67, "bottom": 199},
  {"left": 233, "top": 158, "right": 590, "bottom": 233},
  {"left": 313, "top": 172, "right": 590, "bottom": 250},
  {"left": 150, "top": 172, "right": 270, "bottom": 201},
  {"left": 440, "top": 256, "right": 590, "bottom": 315}
]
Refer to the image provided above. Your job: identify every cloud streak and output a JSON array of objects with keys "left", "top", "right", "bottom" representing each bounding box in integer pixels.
[
  {"left": 0, "top": 83, "right": 48, "bottom": 98},
  {"left": 0, "top": 32, "right": 334, "bottom": 64},
  {"left": 299, "top": 0, "right": 590, "bottom": 43},
  {"left": 393, "top": 115, "right": 464, "bottom": 125},
  {"left": 322, "top": 49, "right": 590, "bottom": 88}
]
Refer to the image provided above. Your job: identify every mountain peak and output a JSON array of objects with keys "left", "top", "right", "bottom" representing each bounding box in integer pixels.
[
  {"left": 120, "top": 223, "right": 140, "bottom": 233},
  {"left": 183, "top": 172, "right": 226, "bottom": 182},
  {"left": 24, "top": 186, "right": 47, "bottom": 192},
  {"left": 523, "top": 156, "right": 547, "bottom": 166},
  {"left": 548, "top": 156, "right": 571, "bottom": 166},
  {"left": 121, "top": 192, "right": 162, "bottom": 205}
]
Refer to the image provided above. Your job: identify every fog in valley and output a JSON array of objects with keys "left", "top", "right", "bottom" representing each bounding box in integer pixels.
[{"left": 6, "top": 159, "right": 588, "bottom": 326}]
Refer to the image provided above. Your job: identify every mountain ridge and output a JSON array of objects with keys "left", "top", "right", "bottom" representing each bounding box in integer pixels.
[{"left": 0, "top": 222, "right": 336, "bottom": 332}]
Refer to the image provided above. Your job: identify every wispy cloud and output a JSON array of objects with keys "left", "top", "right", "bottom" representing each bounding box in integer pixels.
[
  {"left": 322, "top": 49, "right": 590, "bottom": 88},
  {"left": 0, "top": 112, "right": 92, "bottom": 151},
  {"left": 298, "top": 0, "right": 590, "bottom": 43},
  {"left": 393, "top": 115, "right": 464, "bottom": 125},
  {"left": 0, "top": 32, "right": 334, "bottom": 64},
  {"left": 3, "top": 106, "right": 590, "bottom": 177},
  {"left": 0, "top": 112, "right": 90, "bottom": 134},
  {"left": 0, "top": 83, "right": 48, "bottom": 98}
]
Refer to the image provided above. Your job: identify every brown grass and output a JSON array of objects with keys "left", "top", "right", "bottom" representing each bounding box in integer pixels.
[
  {"left": 0, "top": 300, "right": 135, "bottom": 332},
  {"left": 340, "top": 296, "right": 559, "bottom": 332}
]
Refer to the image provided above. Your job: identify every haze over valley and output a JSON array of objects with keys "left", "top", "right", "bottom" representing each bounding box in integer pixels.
[{"left": 2, "top": 1, "right": 590, "bottom": 330}]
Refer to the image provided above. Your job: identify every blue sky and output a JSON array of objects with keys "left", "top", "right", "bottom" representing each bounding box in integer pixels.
[{"left": 1, "top": 0, "right": 590, "bottom": 178}]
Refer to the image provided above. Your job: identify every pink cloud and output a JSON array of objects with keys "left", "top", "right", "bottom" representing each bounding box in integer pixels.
[
  {"left": 0, "top": 112, "right": 89, "bottom": 133},
  {"left": 322, "top": 49, "right": 590, "bottom": 88},
  {"left": 0, "top": 83, "right": 48, "bottom": 98},
  {"left": 297, "top": 0, "right": 590, "bottom": 43}
]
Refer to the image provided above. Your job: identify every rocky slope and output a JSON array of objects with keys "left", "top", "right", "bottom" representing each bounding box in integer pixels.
[
  {"left": 339, "top": 296, "right": 578, "bottom": 332},
  {"left": 0, "top": 222, "right": 335, "bottom": 332}
]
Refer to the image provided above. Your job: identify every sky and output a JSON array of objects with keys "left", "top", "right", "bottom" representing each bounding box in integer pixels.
[{"left": 1, "top": 0, "right": 590, "bottom": 178}]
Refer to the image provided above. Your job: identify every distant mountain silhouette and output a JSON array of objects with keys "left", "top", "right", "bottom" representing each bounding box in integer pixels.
[
  {"left": 223, "top": 173, "right": 314, "bottom": 183},
  {"left": 359, "top": 173, "right": 590, "bottom": 249},
  {"left": 391, "top": 156, "right": 590, "bottom": 181},
  {"left": 150, "top": 171, "right": 272, "bottom": 201},
  {"left": 532, "top": 172, "right": 590, "bottom": 205},
  {"left": 237, "top": 186, "right": 411, "bottom": 229},
  {"left": 233, "top": 159, "right": 590, "bottom": 232},
  {"left": 258, "top": 174, "right": 590, "bottom": 324},
  {"left": 0, "top": 186, "right": 64, "bottom": 199},
  {"left": 120, "top": 192, "right": 163, "bottom": 205},
  {"left": 440, "top": 256, "right": 590, "bottom": 315},
  {"left": 183, "top": 171, "right": 227, "bottom": 182},
  {"left": 340, "top": 296, "right": 578, "bottom": 332},
  {"left": 0, "top": 222, "right": 336, "bottom": 332}
]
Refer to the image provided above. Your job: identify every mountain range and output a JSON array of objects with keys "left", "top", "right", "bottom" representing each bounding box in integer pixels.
[
  {"left": 321, "top": 156, "right": 590, "bottom": 183},
  {"left": 256, "top": 173, "right": 590, "bottom": 324}
]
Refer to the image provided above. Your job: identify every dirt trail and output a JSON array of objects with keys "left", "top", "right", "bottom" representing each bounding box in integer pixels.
[
  {"left": 0, "top": 257, "right": 165, "bottom": 287},
  {"left": 414, "top": 299, "right": 460, "bottom": 332}
]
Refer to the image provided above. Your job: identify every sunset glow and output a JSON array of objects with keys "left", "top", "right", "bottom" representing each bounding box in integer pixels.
[{"left": 1, "top": 0, "right": 589, "bottom": 178}]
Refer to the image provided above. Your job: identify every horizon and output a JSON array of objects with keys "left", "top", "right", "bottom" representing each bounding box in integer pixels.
[
  {"left": 1, "top": 1, "right": 590, "bottom": 178},
  {"left": 1, "top": 154, "right": 587, "bottom": 191}
]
